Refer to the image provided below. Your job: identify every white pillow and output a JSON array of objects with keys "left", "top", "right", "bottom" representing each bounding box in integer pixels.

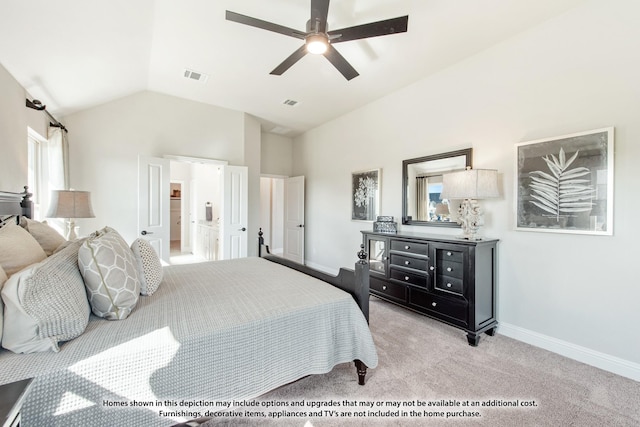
[
  {"left": 131, "top": 238, "right": 163, "bottom": 296},
  {"left": 78, "top": 227, "right": 140, "bottom": 320},
  {"left": 20, "top": 217, "right": 66, "bottom": 256},
  {"left": 1, "top": 239, "right": 90, "bottom": 353},
  {"left": 0, "top": 223, "right": 47, "bottom": 276}
]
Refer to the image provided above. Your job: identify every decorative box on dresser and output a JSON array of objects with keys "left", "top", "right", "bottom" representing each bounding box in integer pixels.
[{"left": 362, "top": 231, "right": 498, "bottom": 346}]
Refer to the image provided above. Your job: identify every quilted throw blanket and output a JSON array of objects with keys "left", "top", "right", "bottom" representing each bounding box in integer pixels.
[{"left": 0, "top": 257, "right": 378, "bottom": 426}]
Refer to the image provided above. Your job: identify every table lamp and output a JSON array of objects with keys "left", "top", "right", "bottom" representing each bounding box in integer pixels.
[
  {"left": 441, "top": 168, "right": 499, "bottom": 240},
  {"left": 46, "top": 190, "right": 95, "bottom": 240}
]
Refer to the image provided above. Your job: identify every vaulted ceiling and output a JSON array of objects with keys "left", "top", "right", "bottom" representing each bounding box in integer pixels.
[{"left": 0, "top": 0, "right": 585, "bottom": 136}]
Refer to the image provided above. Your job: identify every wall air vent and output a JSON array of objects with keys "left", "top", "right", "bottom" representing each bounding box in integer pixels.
[
  {"left": 183, "top": 68, "right": 209, "bottom": 83},
  {"left": 282, "top": 99, "right": 299, "bottom": 106}
]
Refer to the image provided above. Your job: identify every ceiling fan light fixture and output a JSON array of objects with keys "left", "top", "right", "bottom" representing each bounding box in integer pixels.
[{"left": 306, "top": 34, "right": 328, "bottom": 55}]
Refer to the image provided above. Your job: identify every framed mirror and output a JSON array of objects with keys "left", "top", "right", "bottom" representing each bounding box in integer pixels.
[{"left": 402, "top": 148, "right": 472, "bottom": 226}]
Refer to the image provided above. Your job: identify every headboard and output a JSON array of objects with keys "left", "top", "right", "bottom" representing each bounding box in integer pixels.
[{"left": 0, "top": 186, "right": 33, "bottom": 225}]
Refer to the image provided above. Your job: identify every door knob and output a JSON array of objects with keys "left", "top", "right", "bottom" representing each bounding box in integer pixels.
[
  {"left": 238, "top": 227, "right": 246, "bottom": 231},
  {"left": 141, "top": 230, "right": 153, "bottom": 235},
  {"left": 297, "top": 224, "right": 304, "bottom": 228}
]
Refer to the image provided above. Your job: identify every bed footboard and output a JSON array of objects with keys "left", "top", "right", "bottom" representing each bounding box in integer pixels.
[
  {"left": 262, "top": 245, "right": 370, "bottom": 322},
  {"left": 261, "top": 243, "right": 372, "bottom": 385}
]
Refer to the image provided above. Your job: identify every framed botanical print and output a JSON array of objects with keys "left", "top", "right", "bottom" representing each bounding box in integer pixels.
[
  {"left": 352, "top": 169, "right": 380, "bottom": 221},
  {"left": 515, "top": 127, "right": 614, "bottom": 235}
]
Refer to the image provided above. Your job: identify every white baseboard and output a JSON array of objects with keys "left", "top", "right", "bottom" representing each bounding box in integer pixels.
[
  {"left": 302, "top": 262, "right": 640, "bottom": 383},
  {"left": 498, "top": 322, "right": 640, "bottom": 382}
]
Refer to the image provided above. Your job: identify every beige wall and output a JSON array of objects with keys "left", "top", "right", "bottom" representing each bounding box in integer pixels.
[
  {"left": 63, "top": 91, "right": 255, "bottom": 247},
  {"left": 0, "top": 63, "right": 48, "bottom": 191},
  {"left": 261, "top": 133, "right": 293, "bottom": 177},
  {"left": 293, "top": 0, "right": 640, "bottom": 378}
]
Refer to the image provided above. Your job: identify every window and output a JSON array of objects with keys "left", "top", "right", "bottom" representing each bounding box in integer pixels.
[{"left": 27, "top": 129, "right": 45, "bottom": 218}]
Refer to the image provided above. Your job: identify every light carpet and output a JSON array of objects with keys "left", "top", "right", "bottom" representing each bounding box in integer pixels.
[{"left": 187, "top": 297, "right": 639, "bottom": 426}]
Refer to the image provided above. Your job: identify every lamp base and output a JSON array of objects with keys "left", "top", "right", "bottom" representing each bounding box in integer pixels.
[
  {"left": 65, "top": 219, "right": 78, "bottom": 241},
  {"left": 456, "top": 199, "right": 483, "bottom": 240}
]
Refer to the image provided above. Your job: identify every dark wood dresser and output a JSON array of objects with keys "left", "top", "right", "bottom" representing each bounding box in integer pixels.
[{"left": 362, "top": 231, "right": 498, "bottom": 345}]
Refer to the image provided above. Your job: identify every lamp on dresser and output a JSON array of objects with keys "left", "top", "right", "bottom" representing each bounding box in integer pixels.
[
  {"left": 46, "top": 190, "right": 95, "bottom": 240},
  {"left": 441, "top": 167, "right": 499, "bottom": 240}
]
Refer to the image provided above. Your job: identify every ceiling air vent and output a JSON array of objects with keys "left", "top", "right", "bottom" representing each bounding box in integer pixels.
[
  {"left": 183, "top": 68, "right": 209, "bottom": 83},
  {"left": 270, "top": 126, "right": 292, "bottom": 135},
  {"left": 282, "top": 99, "right": 299, "bottom": 106}
]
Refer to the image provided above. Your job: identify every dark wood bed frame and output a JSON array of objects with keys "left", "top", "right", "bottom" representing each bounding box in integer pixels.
[
  {"left": 258, "top": 228, "right": 371, "bottom": 385},
  {"left": 1, "top": 188, "right": 373, "bottom": 385}
]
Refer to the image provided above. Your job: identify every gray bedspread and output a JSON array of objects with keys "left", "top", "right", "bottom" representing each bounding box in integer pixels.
[{"left": 0, "top": 257, "right": 378, "bottom": 426}]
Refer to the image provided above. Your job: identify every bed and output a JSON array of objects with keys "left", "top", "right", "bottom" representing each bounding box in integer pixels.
[{"left": 0, "top": 188, "right": 378, "bottom": 427}]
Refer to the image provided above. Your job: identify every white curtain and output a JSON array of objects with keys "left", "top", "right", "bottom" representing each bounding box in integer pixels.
[
  {"left": 47, "top": 126, "right": 70, "bottom": 191},
  {"left": 416, "top": 176, "right": 428, "bottom": 221},
  {"left": 40, "top": 126, "right": 69, "bottom": 230}
]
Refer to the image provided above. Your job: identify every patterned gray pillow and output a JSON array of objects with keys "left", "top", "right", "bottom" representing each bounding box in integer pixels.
[
  {"left": 130, "top": 238, "right": 163, "bottom": 296},
  {"left": 1, "top": 239, "right": 90, "bottom": 353},
  {"left": 78, "top": 227, "right": 140, "bottom": 320}
]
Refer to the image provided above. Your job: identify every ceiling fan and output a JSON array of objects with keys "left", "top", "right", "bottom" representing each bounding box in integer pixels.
[{"left": 226, "top": 0, "right": 409, "bottom": 81}]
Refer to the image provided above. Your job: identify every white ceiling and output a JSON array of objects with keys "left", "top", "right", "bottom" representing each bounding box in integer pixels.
[{"left": 0, "top": 0, "right": 585, "bottom": 137}]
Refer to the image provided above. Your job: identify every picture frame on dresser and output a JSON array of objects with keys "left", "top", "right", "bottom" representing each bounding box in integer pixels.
[
  {"left": 351, "top": 169, "right": 380, "bottom": 221},
  {"left": 515, "top": 127, "right": 614, "bottom": 235}
]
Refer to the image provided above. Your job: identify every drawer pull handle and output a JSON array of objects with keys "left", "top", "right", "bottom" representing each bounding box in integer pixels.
[
  {"left": 405, "top": 245, "right": 410, "bottom": 250},
  {"left": 404, "top": 276, "right": 410, "bottom": 281},
  {"left": 447, "top": 251, "right": 452, "bottom": 256},
  {"left": 429, "top": 266, "right": 435, "bottom": 271},
  {"left": 447, "top": 267, "right": 453, "bottom": 272},
  {"left": 404, "top": 260, "right": 410, "bottom": 265},
  {"left": 431, "top": 302, "right": 437, "bottom": 307},
  {"left": 382, "top": 285, "right": 387, "bottom": 291},
  {"left": 447, "top": 283, "right": 452, "bottom": 288}
]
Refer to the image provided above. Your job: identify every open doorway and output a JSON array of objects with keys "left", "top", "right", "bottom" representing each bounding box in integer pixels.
[
  {"left": 260, "top": 175, "right": 305, "bottom": 263},
  {"left": 260, "top": 177, "right": 285, "bottom": 256},
  {"left": 169, "top": 182, "right": 183, "bottom": 256},
  {"left": 169, "top": 159, "right": 222, "bottom": 265},
  {"left": 138, "top": 155, "right": 248, "bottom": 265}
]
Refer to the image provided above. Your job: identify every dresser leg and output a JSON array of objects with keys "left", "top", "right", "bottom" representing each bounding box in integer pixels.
[
  {"left": 467, "top": 333, "right": 480, "bottom": 346},
  {"left": 485, "top": 327, "right": 496, "bottom": 336}
]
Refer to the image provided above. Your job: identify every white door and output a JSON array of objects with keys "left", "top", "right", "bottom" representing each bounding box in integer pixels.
[
  {"left": 283, "top": 176, "right": 305, "bottom": 264},
  {"left": 138, "top": 155, "right": 170, "bottom": 262},
  {"left": 220, "top": 165, "right": 248, "bottom": 259}
]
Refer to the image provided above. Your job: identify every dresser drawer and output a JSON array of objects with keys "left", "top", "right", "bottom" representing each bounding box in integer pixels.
[
  {"left": 408, "top": 288, "right": 468, "bottom": 324},
  {"left": 390, "top": 253, "right": 428, "bottom": 271},
  {"left": 437, "top": 260, "right": 463, "bottom": 279},
  {"left": 434, "top": 275, "right": 464, "bottom": 295},
  {"left": 390, "top": 240, "right": 428, "bottom": 256},
  {"left": 370, "top": 277, "right": 406, "bottom": 303},
  {"left": 435, "top": 249, "right": 463, "bottom": 263},
  {"left": 390, "top": 268, "right": 428, "bottom": 288}
]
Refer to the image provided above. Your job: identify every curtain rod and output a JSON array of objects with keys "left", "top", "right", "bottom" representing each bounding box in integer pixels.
[{"left": 25, "top": 98, "right": 68, "bottom": 132}]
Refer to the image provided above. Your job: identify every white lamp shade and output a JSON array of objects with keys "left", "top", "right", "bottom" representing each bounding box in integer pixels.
[
  {"left": 46, "top": 190, "right": 95, "bottom": 218},
  {"left": 441, "top": 169, "right": 499, "bottom": 200}
]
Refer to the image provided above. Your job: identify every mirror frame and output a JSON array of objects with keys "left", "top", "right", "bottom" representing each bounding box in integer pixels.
[{"left": 402, "top": 148, "right": 473, "bottom": 227}]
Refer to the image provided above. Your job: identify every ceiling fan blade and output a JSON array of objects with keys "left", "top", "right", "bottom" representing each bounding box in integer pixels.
[
  {"left": 270, "top": 45, "right": 308, "bottom": 76},
  {"left": 328, "top": 15, "right": 408, "bottom": 43},
  {"left": 324, "top": 45, "right": 359, "bottom": 81},
  {"left": 310, "top": 0, "right": 330, "bottom": 33},
  {"left": 226, "top": 10, "right": 306, "bottom": 39}
]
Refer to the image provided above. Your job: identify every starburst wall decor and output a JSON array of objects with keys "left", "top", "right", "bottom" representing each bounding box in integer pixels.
[{"left": 515, "top": 127, "right": 614, "bottom": 235}]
